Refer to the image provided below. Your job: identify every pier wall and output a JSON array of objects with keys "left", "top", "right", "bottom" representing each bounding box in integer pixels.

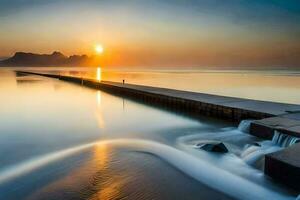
[
  {"left": 18, "top": 71, "right": 273, "bottom": 122},
  {"left": 60, "top": 75, "right": 271, "bottom": 122}
]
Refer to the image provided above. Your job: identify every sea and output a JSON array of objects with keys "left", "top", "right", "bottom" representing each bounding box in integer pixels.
[{"left": 0, "top": 67, "right": 299, "bottom": 200}]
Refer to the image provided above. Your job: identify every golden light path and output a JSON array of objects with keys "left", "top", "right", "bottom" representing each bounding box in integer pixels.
[{"left": 97, "top": 67, "right": 102, "bottom": 82}]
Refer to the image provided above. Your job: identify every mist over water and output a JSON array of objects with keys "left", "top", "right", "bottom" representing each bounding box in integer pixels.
[{"left": 0, "top": 69, "right": 299, "bottom": 200}]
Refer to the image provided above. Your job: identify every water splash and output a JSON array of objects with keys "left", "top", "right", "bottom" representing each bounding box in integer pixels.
[
  {"left": 272, "top": 130, "right": 300, "bottom": 147},
  {"left": 238, "top": 120, "right": 253, "bottom": 133},
  {"left": 241, "top": 142, "right": 282, "bottom": 168},
  {"left": 0, "top": 139, "right": 295, "bottom": 200}
]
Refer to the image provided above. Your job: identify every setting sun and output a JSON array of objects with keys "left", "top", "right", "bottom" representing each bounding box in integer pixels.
[{"left": 95, "top": 44, "right": 104, "bottom": 54}]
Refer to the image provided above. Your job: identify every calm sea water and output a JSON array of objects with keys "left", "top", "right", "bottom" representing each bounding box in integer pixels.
[{"left": 0, "top": 68, "right": 299, "bottom": 200}]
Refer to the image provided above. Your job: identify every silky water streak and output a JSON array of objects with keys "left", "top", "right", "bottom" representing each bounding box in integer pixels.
[{"left": 0, "top": 139, "right": 295, "bottom": 200}]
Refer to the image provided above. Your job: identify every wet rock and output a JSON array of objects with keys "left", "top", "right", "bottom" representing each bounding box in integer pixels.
[
  {"left": 195, "top": 141, "right": 228, "bottom": 153},
  {"left": 253, "top": 142, "right": 261, "bottom": 147}
]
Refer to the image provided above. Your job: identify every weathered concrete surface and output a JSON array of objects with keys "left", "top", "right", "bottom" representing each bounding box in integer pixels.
[
  {"left": 96, "top": 81, "right": 300, "bottom": 116},
  {"left": 281, "top": 112, "right": 300, "bottom": 120},
  {"left": 250, "top": 117, "right": 300, "bottom": 139},
  {"left": 265, "top": 143, "right": 300, "bottom": 191}
]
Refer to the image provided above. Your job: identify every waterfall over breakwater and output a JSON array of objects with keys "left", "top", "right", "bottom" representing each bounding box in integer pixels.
[
  {"left": 241, "top": 130, "right": 300, "bottom": 168},
  {"left": 237, "top": 119, "right": 300, "bottom": 148},
  {"left": 238, "top": 120, "right": 253, "bottom": 133},
  {"left": 272, "top": 130, "right": 300, "bottom": 147}
]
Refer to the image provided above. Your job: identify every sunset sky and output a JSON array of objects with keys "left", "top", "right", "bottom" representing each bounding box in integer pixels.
[{"left": 0, "top": 0, "right": 300, "bottom": 68}]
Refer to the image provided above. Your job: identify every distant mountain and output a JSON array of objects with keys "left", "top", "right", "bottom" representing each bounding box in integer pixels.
[{"left": 0, "top": 51, "right": 93, "bottom": 67}]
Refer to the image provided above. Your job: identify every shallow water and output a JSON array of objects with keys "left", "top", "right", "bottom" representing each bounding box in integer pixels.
[{"left": 0, "top": 69, "right": 298, "bottom": 200}]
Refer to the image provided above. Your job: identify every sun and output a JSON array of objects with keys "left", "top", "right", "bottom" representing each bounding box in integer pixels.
[{"left": 95, "top": 44, "right": 104, "bottom": 54}]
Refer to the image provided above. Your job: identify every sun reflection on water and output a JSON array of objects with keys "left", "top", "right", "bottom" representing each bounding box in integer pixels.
[
  {"left": 94, "top": 143, "right": 109, "bottom": 169},
  {"left": 89, "top": 144, "right": 124, "bottom": 200},
  {"left": 96, "top": 91, "right": 101, "bottom": 106},
  {"left": 95, "top": 91, "right": 105, "bottom": 129},
  {"left": 97, "top": 67, "right": 102, "bottom": 82}
]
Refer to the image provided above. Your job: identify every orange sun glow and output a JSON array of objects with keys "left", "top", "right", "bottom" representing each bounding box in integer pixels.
[{"left": 95, "top": 44, "right": 104, "bottom": 54}]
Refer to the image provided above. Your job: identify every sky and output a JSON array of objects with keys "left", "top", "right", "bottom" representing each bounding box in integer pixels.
[{"left": 0, "top": 0, "right": 300, "bottom": 68}]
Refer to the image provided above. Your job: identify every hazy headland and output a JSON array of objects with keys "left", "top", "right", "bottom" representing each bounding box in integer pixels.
[{"left": 0, "top": 51, "right": 97, "bottom": 67}]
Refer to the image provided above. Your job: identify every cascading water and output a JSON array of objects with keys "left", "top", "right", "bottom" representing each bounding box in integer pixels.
[
  {"left": 238, "top": 120, "right": 253, "bottom": 133},
  {"left": 241, "top": 130, "right": 300, "bottom": 168},
  {"left": 241, "top": 142, "right": 281, "bottom": 169},
  {"left": 272, "top": 130, "right": 300, "bottom": 147}
]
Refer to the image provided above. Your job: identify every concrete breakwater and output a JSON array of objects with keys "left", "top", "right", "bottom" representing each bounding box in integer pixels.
[
  {"left": 16, "top": 71, "right": 300, "bottom": 122},
  {"left": 16, "top": 70, "right": 300, "bottom": 191}
]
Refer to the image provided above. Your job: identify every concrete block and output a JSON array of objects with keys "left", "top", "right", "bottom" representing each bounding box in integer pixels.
[{"left": 265, "top": 143, "right": 300, "bottom": 191}]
